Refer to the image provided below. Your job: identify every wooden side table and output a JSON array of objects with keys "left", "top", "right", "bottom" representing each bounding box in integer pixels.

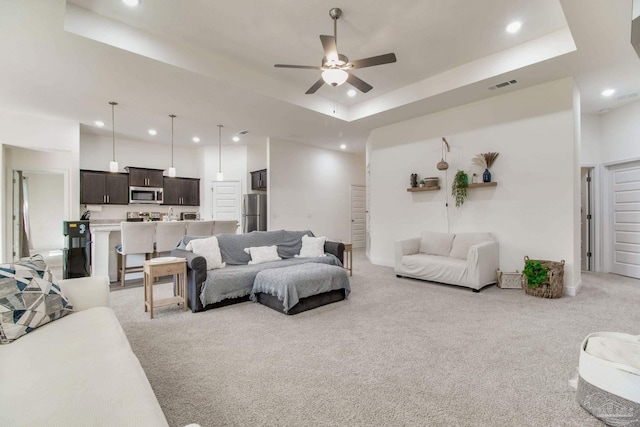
[
  {"left": 343, "top": 243, "right": 353, "bottom": 277},
  {"left": 143, "top": 258, "right": 187, "bottom": 319}
]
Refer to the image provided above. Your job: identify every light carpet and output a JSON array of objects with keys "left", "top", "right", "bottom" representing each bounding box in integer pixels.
[{"left": 109, "top": 251, "right": 639, "bottom": 427}]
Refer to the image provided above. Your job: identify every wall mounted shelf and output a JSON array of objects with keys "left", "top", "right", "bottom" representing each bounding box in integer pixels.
[
  {"left": 468, "top": 182, "right": 498, "bottom": 188},
  {"left": 407, "top": 186, "right": 440, "bottom": 192}
]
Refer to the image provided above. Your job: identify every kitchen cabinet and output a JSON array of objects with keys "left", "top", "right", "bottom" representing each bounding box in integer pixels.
[
  {"left": 163, "top": 177, "right": 200, "bottom": 206},
  {"left": 127, "top": 167, "right": 164, "bottom": 188},
  {"left": 250, "top": 169, "right": 267, "bottom": 191},
  {"left": 80, "top": 170, "right": 129, "bottom": 205}
]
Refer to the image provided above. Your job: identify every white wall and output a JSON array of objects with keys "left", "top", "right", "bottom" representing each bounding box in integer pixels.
[
  {"left": 581, "top": 113, "right": 602, "bottom": 165},
  {"left": 269, "top": 139, "right": 365, "bottom": 241},
  {"left": 0, "top": 110, "right": 79, "bottom": 262},
  {"left": 23, "top": 171, "right": 65, "bottom": 251},
  {"left": 599, "top": 101, "right": 640, "bottom": 164},
  {"left": 367, "top": 78, "right": 582, "bottom": 293}
]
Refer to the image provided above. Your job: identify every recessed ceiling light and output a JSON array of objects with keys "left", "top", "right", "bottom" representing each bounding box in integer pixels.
[
  {"left": 506, "top": 21, "right": 522, "bottom": 34},
  {"left": 347, "top": 89, "right": 357, "bottom": 97},
  {"left": 148, "top": 129, "right": 157, "bottom": 136},
  {"left": 94, "top": 120, "right": 105, "bottom": 127},
  {"left": 340, "top": 144, "right": 346, "bottom": 150},
  {"left": 601, "top": 88, "right": 616, "bottom": 97},
  {"left": 232, "top": 136, "right": 240, "bottom": 142},
  {"left": 192, "top": 137, "right": 200, "bottom": 143},
  {"left": 122, "top": 0, "right": 141, "bottom": 6}
]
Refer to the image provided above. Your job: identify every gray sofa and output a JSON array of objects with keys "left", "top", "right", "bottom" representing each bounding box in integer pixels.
[{"left": 171, "top": 230, "right": 345, "bottom": 312}]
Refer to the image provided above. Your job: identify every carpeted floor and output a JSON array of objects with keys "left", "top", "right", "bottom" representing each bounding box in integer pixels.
[{"left": 109, "top": 250, "right": 639, "bottom": 427}]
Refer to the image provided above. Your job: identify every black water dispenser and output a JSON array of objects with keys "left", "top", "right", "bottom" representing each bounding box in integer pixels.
[{"left": 62, "top": 221, "right": 91, "bottom": 279}]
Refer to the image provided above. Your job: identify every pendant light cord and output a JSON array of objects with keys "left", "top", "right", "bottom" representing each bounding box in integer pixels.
[
  {"left": 109, "top": 101, "right": 117, "bottom": 161},
  {"left": 218, "top": 124, "right": 223, "bottom": 173},
  {"left": 170, "top": 114, "right": 176, "bottom": 167}
]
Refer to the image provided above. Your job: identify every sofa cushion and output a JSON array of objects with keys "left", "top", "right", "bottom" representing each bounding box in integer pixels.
[
  {"left": 244, "top": 245, "right": 282, "bottom": 265},
  {"left": 296, "top": 235, "right": 327, "bottom": 258},
  {"left": 0, "top": 256, "right": 74, "bottom": 344},
  {"left": 186, "top": 236, "right": 225, "bottom": 270},
  {"left": 419, "top": 231, "right": 455, "bottom": 256},
  {"left": 215, "top": 230, "right": 314, "bottom": 265},
  {"left": 449, "top": 233, "right": 493, "bottom": 260}
]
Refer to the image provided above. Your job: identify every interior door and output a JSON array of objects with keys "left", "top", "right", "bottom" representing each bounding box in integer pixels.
[
  {"left": 350, "top": 184, "right": 366, "bottom": 249},
  {"left": 610, "top": 162, "right": 640, "bottom": 279},
  {"left": 212, "top": 181, "right": 241, "bottom": 222}
]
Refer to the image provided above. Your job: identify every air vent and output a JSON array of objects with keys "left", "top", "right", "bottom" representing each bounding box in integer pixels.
[
  {"left": 238, "top": 130, "right": 249, "bottom": 135},
  {"left": 616, "top": 91, "right": 639, "bottom": 100},
  {"left": 488, "top": 79, "right": 518, "bottom": 90}
]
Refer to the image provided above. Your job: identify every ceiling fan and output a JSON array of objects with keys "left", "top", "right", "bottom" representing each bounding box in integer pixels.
[{"left": 274, "top": 8, "right": 397, "bottom": 95}]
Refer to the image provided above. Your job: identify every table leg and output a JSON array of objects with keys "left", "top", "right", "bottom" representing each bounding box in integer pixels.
[
  {"left": 143, "top": 272, "right": 148, "bottom": 312},
  {"left": 148, "top": 273, "right": 154, "bottom": 319}
]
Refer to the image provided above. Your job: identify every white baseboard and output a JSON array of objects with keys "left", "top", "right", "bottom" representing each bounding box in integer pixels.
[{"left": 564, "top": 279, "right": 582, "bottom": 297}]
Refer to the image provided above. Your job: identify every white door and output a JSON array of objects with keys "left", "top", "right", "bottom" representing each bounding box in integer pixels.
[
  {"left": 350, "top": 184, "right": 366, "bottom": 249},
  {"left": 212, "top": 181, "right": 241, "bottom": 224},
  {"left": 610, "top": 163, "right": 640, "bottom": 278}
]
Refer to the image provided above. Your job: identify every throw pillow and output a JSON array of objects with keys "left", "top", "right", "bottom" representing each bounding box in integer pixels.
[
  {"left": 186, "top": 236, "right": 225, "bottom": 270},
  {"left": 295, "top": 235, "right": 327, "bottom": 258},
  {"left": 243, "top": 245, "right": 282, "bottom": 265},
  {"left": 0, "top": 256, "right": 74, "bottom": 344},
  {"left": 448, "top": 233, "right": 493, "bottom": 260},
  {"left": 419, "top": 231, "right": 455, "bottom": 256}
]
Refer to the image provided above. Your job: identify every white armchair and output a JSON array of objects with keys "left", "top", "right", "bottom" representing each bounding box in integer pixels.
[{"left": 394, "top": 231, "right": 499, "bottom": 291}]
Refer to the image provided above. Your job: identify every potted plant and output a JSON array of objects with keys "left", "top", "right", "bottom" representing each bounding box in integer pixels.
[
  {"left": 418, "top": 179, "right": 425, "bottom": 188},
  {"left": 522, "top": 256, "right": 565, "bottom": 298},
  {"left": 451, "top": 170, "right": 468, "bottom": 207}
]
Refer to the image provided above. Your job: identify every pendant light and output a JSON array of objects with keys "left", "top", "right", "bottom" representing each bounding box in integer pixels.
[
  {"left": 168, "top": 114, "right": 176, "bottom": 177},
  {"left": 109, "top": 101, "right": 118, "bottom": 172},
  {"left": 217, "top": 124, "right": 224, "bottom": 181}
]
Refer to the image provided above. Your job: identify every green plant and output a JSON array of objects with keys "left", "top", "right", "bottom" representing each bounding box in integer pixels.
[
  {"left": 451, "top": 170, "right": 469, "bottom": 207},
  {"left": 419, "top": 179, "right": 425, "bottom": 185},
  {"left": 523, "top": 259, "right": 548, "bottom": 288}
]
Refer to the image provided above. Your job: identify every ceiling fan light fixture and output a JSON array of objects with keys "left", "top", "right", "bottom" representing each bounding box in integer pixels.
[{"left": 322, "top": 68, "right": 348, "bottom": 87}]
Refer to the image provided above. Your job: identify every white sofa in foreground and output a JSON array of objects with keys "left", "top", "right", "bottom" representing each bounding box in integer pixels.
[
  {"left": 395, "top": 231, "right": 499, "bottom": 291},
  {"left": 0, "top": 275, "right": 170, "bottom": 427}
]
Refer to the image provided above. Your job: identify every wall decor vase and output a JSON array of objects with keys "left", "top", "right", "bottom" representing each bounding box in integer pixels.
[{"left": 483, "top": 168, "right": 491, "bottom": 183}]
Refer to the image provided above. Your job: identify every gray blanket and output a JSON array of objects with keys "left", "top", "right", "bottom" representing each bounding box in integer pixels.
[
  {"left": 199, "top": 255, "right": 342, "bottom": 307},
  {"left": 250, "top": 263, "right": 350, "bottom": 313}
]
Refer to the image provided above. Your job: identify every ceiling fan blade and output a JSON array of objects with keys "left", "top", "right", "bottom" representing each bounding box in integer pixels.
[
  {"left": 347, "top": 73, "right": 373, "bottom": 93},
  {"left": 347, "top": 53, "right": 397, "bottom": 69},
  {"left": 274, "top": 64, "right": 323, "bottom": 70},
  {"left": 305, "top": 78, "right": 325, "bottom": 94},
  {"left": 320, "top": 35, "right": 339, "bottom": 61}
]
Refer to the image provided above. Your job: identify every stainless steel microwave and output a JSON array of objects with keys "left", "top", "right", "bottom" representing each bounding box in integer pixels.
[{"left": 129, "top": 186, "right": 163, "bottom": 204}]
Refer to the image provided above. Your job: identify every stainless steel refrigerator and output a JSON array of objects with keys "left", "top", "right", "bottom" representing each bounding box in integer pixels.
[{"left": 242, "top": 194, "right": 267, "bottom": 233}]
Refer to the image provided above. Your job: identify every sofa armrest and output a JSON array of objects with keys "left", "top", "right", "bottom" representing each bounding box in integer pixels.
[
  {"left": 58, "top": 276, "right": 110, "bottom": 311},
  {"left": 394, "top": 237, "right": 420, "bottom": 266},
  {"left": 466, "top": 241, "right": 499, "bottom": 288},
  {"left": 325, "top": 241, "right": 345, "bottom": 265},
  {"left": 171, "top": 248, "right": 207, "bottom": 312}
]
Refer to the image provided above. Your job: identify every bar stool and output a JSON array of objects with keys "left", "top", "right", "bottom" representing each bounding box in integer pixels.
[
  {"left": 154, "top": 221, "right": 187, "bottom": 256},
  {"left": 116, "top": 222, "right": 156, "bottom": 287},
  {"left": 185, "top": 220, "right": 214, "bottom": 237},
  {"left": 213, "top": 220, "right": 239, "bottom": 235}
]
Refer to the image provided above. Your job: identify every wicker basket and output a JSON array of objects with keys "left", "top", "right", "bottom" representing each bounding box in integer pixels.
[
  {"left": 522, "top": 256, "right": 565, "bottom": 298},
  {"left": 496, "top": 270, "right": 523, "bottom": 289}
]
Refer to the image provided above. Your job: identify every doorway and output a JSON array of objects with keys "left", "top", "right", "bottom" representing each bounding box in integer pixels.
[
  {"left": 12, "top": 170, "right": 65, "bottom": 276},
  {"left": 350, "top": 184, "right": 366, "bottom": 249},
  {"left": 608, "top": 161, "right": 640, "bottom": 279},
  {"left": 211, "top": 181, "right": 242, "bottom": 225}
]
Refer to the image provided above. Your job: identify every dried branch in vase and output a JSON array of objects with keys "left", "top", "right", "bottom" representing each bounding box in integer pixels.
[
  {"left": 482, "top": 152, "right": 499, "bottom": 169},
  {"left": 472, "top": 152, "right": 499, "bottom": 169}
]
